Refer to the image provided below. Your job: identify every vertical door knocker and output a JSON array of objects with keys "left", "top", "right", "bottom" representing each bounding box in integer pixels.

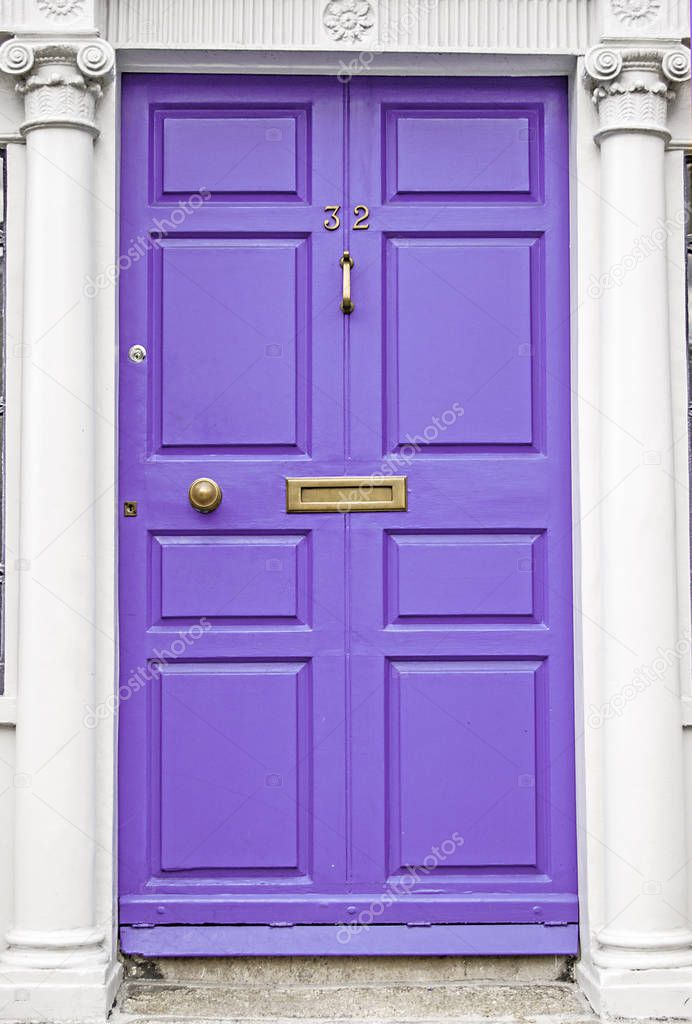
[{"left": 340, "top": 251, "right": 354, "bottom": 314}]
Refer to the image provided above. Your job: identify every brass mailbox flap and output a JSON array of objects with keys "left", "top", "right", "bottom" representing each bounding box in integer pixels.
[{"left": 286, "top": 476, "right": 407, "bottom": 513}]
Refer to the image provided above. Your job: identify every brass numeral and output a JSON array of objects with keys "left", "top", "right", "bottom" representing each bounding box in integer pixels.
[
  {"left": 325, "top": 205, "right": 370, "bottom": 230},
  {"left": 323, "top": 205, "right": 341, "bottom": 230},
  {"left": 353, "top": 204, "right": 370, "bottom": 229}
]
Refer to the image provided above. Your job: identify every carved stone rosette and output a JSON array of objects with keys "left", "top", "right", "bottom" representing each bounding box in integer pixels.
[
  {"left": 0, "top": 38, "right": 114, "bottom": 135},
  {"left": 584, "top": 44, "right": 691, "bottom": 141}
]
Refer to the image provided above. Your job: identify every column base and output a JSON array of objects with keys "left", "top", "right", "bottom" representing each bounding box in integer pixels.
[
  {"left": 1, "top": 927, "right": 107, "bottom": 969},
  {"left": 592, "top": 926, "right": 692, "bottom": 970},
  {"left": 577, "top": 957, "right": 692, "bottom": 1019},
  {"left": 0, "top": 958, "right": 121, "bottom": 1023}
]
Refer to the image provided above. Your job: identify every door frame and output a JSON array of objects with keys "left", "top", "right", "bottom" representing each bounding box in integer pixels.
[{"left": 108, "top": 45, "right": 692, "bottom": 977}]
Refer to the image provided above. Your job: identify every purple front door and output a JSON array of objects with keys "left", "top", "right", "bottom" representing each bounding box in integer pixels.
[{"left": 119, "top": 74, "right": 577, "bottom": 955}]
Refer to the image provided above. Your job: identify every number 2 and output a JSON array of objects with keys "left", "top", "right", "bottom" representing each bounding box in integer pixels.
[{"left": 353, "top": 204, "right": 370, "bottom": 230}]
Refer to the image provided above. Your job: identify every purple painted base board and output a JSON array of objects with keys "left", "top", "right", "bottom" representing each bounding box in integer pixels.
[{"left": 120, "top": 924, "right": 578, "bottom": 957}]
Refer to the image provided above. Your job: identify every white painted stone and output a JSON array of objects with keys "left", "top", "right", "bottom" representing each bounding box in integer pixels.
[
  {"left": 104, "top": 0, "right": 592, "bottom": 54},
  {"left": 580, "top": 39, "right": 692, "bottom": 973},
  {"left": 0, "top": 21, "right": 121, "bottom": 1023}
]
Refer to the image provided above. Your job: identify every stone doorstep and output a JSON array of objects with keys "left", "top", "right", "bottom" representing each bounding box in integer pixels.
[
  {"left": 115, "top": 954, "right": 594, "bottom": 1023},
  {"left": 121, "top": 957, "right": 575, "bottom": 986},
  {"left": 117, "top": 980, "right": 592, "bottom": 1021},
  {"left": 113, "top": 1018, "right": 598, "bottom": 1024}
]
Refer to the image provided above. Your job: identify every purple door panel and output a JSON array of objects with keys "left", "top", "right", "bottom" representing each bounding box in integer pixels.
[{"left": 119, "top": 74, "right": 576, "bottom": 951}]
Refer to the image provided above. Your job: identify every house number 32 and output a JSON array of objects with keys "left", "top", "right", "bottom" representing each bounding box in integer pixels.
[{"left": 323, "top": 205, "right": 370, "bottom": 230}]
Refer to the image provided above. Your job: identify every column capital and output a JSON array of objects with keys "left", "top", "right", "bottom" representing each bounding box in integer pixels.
[
  {"left": 0, "top": 36, "right": 114, "bottom": 135},
  {"left": 583, "top": 43, "right": 690, "bottom": 141}
]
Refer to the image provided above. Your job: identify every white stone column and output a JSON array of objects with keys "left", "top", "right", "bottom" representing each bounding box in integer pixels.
[
  {"left": 0, "top": 36, "right": 119, "bottom": 1021},
  {"left": 579, "top": 40, "right": 692, "bottom": 1012}
]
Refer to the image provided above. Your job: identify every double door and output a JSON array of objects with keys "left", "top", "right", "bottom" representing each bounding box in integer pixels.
[{"left": 119, "top": 73, "right": 576, "bottom": 952}]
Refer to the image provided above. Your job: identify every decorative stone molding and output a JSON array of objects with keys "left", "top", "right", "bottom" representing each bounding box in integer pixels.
[
  {"left": 610, "top": 0, "right": 662, "bottom": 27},
  {"left": 36, "top": 0, "right": 84, "bottom": 19},
  {"left": 105, "top": 0, "right": 591, "bottom": 53},
  {"left": 323, "top": 0, "right": 374, "bottom": 43},
  {"left": 584, "top": 44, "right": 691, "bottom": 141},
  {"left": 0, "top": 38, "right": 114, "bottom": 134}
]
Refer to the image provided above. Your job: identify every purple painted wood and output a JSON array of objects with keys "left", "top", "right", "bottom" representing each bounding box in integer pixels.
[
  {"left": 387, "top": 533, "right": 541, "bottom": 622},
  {"left": 119, "top": 74, "right": 576, "bottom": 953},
  {"left": 121, "top": 923, "right": 579, "bottom": 957},
  {"left": 119, "top": 74, "right": 349, "bottom": 921},
  {"left": 346, "top": 78, "right": 575, "bottom": 922},
  {"left": 162, "top": 115, "right": 303, "bottom": 197}
]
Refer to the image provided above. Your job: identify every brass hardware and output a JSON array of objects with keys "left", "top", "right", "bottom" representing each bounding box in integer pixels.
[
  {"left": 123, "top": 501, "right": 138, "bottom": 517},
  {"left": 189, "top": 477, "right": 223, "bottom": 513},
  {"left": 286, "top": 476, "right": 407, "bottom": 513},
  {"left": 340, "top": 251, "right": 354, "bottom": 314},
  {"left": 128, "top": 344, "right": 147, "bottom": 363},
  {"left": 323, "top": 205, "right": 341, "bottom": 231},
  {"left": 353, "top": 204, "right": 370, "bottom": 229}
]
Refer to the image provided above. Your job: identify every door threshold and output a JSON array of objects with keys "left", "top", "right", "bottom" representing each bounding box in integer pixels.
[{"left": 120, "top": 923, "right": 578, "bottom": 957}]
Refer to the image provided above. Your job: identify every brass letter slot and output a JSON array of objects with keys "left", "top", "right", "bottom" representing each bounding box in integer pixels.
[{"left": 286, "top": 476, "right": 407, "bottom": 513}]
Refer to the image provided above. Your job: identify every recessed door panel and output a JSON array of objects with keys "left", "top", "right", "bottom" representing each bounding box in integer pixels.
[
  {"left": 159, "top": 662, "right": 310, "bottom": 873},
  {"left": 386, "top": 236, "right": 535, "bottom": 450},
  {"left": 388, "top": 660, "right": 539, "bottom": 871},
  {"left": 153, "top": 533, "right": 309, "bottom": 625},
  {"left": 159, "top": 239, "right": 308, "bottom": 451},
  {"left": 160, "top": 112, "right": 306, "bottom": 199},
  {"left": 386, "top": 532, "right": 542, "bottom": 623},
  {"left": 386, "top": 108, "right": 537, "bottom": 199}
]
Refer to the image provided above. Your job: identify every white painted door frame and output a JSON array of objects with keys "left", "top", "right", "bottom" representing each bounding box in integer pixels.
[{"left": 0, "top": 1, "right": 690, "bottom": 1020}]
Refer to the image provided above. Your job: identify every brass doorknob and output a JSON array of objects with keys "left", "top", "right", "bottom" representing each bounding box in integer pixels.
[{"left": 189, "top": 477, "right": 222, "bottom": 513}]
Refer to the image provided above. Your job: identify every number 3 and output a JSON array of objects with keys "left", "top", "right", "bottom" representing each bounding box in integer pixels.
[{"left": 323, "top": 205, "right": 341, "bottom": 231}]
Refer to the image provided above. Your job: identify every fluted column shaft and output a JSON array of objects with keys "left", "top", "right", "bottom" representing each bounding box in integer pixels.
[
  {"left": 584, "top": 42, "right": 692, "bottom": 970},
  {"left": 0, "top": 36, "right": 114, "bottom": 970}
]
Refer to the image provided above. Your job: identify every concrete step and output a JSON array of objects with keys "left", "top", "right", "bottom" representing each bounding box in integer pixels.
[
  {"left": 116, "top": 956, "right": 594, "bottom": 1023},
  {"left": 122, "top": 955, "right": 573, "bottom": 986},
  {"left": 118, "top": 979, "right": 591, "bottom": 1020},
  {"left": 115, "top": 1019, "right": 597, "bottom": 1024}
]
